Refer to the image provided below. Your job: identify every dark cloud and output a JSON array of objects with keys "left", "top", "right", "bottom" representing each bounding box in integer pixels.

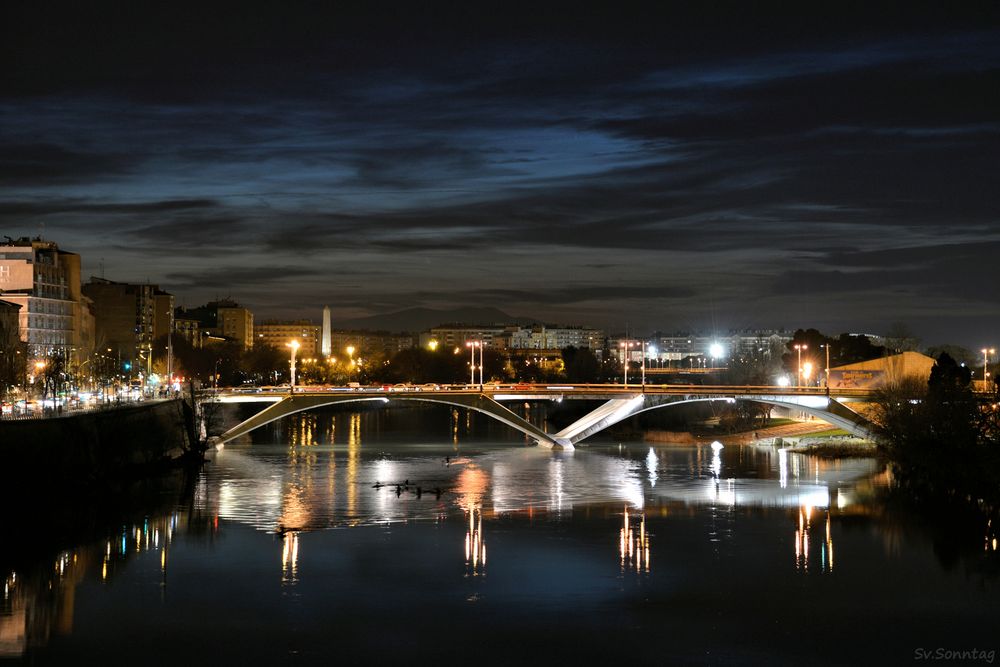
[
  {"left": 1, "top": 3, "right": 999, "bottom": 345},
  {"left": 0, "top": 143, "right": 137, "bottom": 186}
]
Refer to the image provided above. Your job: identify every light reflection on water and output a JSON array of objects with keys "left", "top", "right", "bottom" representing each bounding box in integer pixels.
[
  {"left": 2, "top": 407, "right": 998, "bottom": 664},
  {"left": 203, "top": 429, "right": 879, "bottom": 533}
]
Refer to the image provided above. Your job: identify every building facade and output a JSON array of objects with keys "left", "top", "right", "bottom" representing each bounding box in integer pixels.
[
  {"left": 508, "top": 325, "right": 605, "bottom": 350},
  {"left": 256, "top": 320, "right": 321, "bottom": 357},
  {"left": 176, "top": 299, "right": 254, "bottom": 350},
  {"left": 0, "top": 238, "right": 85, "bottom": 361},
  {"left": 82, "top": 278, "right": 162, "bottom": 370}
]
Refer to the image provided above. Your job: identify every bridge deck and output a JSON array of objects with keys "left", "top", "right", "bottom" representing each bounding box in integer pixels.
[{"left": 209, "top": 384, "right": 876, "bottom": 401}]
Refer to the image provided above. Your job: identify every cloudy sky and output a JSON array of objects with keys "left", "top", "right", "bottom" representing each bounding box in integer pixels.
[{"left": 2, "top": 2, "right": 998, "bottom": 345}]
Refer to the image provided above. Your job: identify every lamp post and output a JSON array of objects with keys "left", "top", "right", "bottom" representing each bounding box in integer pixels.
[
  {"left": 346, "top": 345, "right": 355, "bottom": 383},
  {"left": 466, "top": 340, "right": 482, "bottom": 387},
  {"left": 620, "top": 341, "right": 628, "bottom": 386},
  {"left": 286, "top": 340, "right": 300, "bottom": 393},
  {"left": 983, "top": 348, "right": 996, "bottom": 391},
  {"left": 820, "top": 343, "right": 831, "bottom": 392},
  {"left": 793, "top": 344, "right": 807, "bottom": 389}
]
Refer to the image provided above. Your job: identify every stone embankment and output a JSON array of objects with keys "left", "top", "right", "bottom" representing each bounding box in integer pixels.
[{"left": 0, "top": 399, "right": 199, "bottom": 490}]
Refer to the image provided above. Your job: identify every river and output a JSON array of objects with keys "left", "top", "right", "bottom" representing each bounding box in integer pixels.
[{"left": 2, "top": 404, "right": 997, "bottom": 665}]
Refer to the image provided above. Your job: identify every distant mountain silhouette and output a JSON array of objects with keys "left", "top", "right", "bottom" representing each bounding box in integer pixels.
[{"left": 336, "top": 306, "right": 539, "bottom": 332}]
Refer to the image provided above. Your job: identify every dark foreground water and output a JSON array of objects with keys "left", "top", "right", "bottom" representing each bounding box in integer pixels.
[{"left": 2, "top": 405, "right": 998, "bottom": 665}]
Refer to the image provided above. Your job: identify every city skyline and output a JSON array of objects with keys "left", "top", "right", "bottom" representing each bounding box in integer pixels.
[{"left": 2, "top": 3, "right": 999, "bottom": 347}]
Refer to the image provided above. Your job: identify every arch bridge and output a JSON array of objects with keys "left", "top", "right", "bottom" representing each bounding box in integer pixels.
[{"left": 208, "top": 385, "right": 876, "bottom": 450}]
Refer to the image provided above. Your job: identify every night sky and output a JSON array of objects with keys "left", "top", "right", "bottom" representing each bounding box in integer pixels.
[{"left": 2, "top": 3, "right": 998, "bottom": 346}]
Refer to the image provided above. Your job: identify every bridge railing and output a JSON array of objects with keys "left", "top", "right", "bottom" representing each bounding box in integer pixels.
[{"left": 205, "top": 383, "right": 879, "bottom": 400}]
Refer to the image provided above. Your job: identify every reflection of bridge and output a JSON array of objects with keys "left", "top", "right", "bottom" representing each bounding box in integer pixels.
[{"left": 210, "top": 384, "right": 876, "bottom": 450}]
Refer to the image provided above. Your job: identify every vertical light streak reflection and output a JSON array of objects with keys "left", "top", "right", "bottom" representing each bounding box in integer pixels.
[
  {"left": 464, "top": 508, "right": 486, "bottom": 575},
  {"left": 618, "top": 506, "right": 651, "bottom": 573},
  {"left": 281, "top": 531, "right": 300, "bottom": 585},
  {"left": 778, "top": 448, "right": 788, "bottom": 489},
  {"left": 794, "top": 506, "right": 835, "bottom": 574},
  {"left": 347, "top": 413, "right": 361, "bottom": 517},
  {"left": 646, "top": 447, "right": 658, "bottom": 487}
]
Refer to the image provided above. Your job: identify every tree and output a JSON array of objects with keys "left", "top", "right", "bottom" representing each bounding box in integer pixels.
[
  {"left": 873, "top": 352, "right": 999, "bottom": 508},
  {"left": 242, "top": 343, "right": 287, "bottom": 385},
  {"left": 884, "top": 321, "right": 920, "bottom": 354},
  {"left": 724, "top": 337, "right": 784, "bottom": 385},
  {"left": 924, "top": 344, "right": 976, "bottom": 368},
  {"left": 562, "top": 346, "right": 600, "bottom": 383},
  {"left": 0, "top": 315, "right": 25, "bottom": 399},
  {"left": 832, "top": 333, "right": 885, "bottom": 366},
  {"left": 783, "top": 328, "right": 831, "bottom": 383}
]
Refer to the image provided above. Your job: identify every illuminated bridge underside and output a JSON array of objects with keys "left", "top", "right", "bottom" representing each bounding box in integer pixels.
[
  {"left": 214, "top": 389, "right": 874, "bottom": 449},
  {"left": 216, "top": 393, "right": 563, "bottom": 448}
]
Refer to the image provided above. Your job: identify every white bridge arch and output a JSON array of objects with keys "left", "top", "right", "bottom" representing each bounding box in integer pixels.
[{"left": 211, "top": 386, "right": 875, "bottom": 450}]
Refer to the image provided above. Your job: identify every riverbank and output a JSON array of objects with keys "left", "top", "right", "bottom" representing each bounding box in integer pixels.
[
  {"left": 0, "top": 399, "right": 202, "bottom": 495},
  {"left": 643, "top": 419, "right": 878, "bottom": 457}
]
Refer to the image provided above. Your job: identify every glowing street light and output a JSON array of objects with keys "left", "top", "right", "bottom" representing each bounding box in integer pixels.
[
  {"left": 984, "top": 348, "right": 996, "bottom": 390},
  {"left": 286, "top": 340, "right": 300, "bottom": 393},
  {"left": 793, "top": 344, "right": 808, "bottom": 388},
  {"left": 428, "top": 339, "right": 439, "bottom": 352},
  {"left": 620, "top": 341, "right": 630, "bottom": 386},
  {"left": 466, "top": 340, "right": 483, "bottom": 387}
]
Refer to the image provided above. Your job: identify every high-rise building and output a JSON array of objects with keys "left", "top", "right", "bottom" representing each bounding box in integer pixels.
[
  {"left": 82, "top": 277, "right": 165, "bottom": 371},
  {"left": 0, "top": 299, "right": 24, "bottom": 395},
  {"left": 256, "top": 320, "right": 320, "bottom": 356},
  {"left": 0, "top": 237, "right": 87, "bottom": 362},
  {"left": 321, "top": 305, "right": 332, "bottom": 357},
  {"left": 176, "top": 299, "right": 254, "bottom": 350}
]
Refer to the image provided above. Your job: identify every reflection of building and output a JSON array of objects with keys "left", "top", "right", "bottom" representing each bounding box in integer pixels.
[{"left": 0, "top": 510, "right": 200, "bottom": 659}]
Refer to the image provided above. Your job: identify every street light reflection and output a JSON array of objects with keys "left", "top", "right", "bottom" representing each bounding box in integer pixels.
[
  {"left": 281, "top": 531, "right": 300, "bottom": 585},
  {"left": 464, "top": 508, "right": 486, "bottom": 575},
  {"left": 619, "top": 506, "right": 651, "bottom": 573}
]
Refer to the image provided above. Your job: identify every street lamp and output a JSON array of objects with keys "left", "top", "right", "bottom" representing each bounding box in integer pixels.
[
  {"left": 620, "top": 341, "right": 628, "bottom": 386},
  {"left": 983, "top": 348, "right": 996, "bottom": 390},
  {"left": 466, "top": 340, "right": 483, "bottom": 387},
  {"left": 819, "top": 343, "right": 832, "bottom": 391},
  {"left": 793, "top": 344, "right": 808, "bottom": 388},
  {"left": 286, "top": 340, "right": 300, "bottom": 393}
]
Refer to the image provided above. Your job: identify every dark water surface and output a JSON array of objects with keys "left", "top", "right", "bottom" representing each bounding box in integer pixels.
[{"left": 3, "top": 406, "right": 998, "bottom": 665}]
